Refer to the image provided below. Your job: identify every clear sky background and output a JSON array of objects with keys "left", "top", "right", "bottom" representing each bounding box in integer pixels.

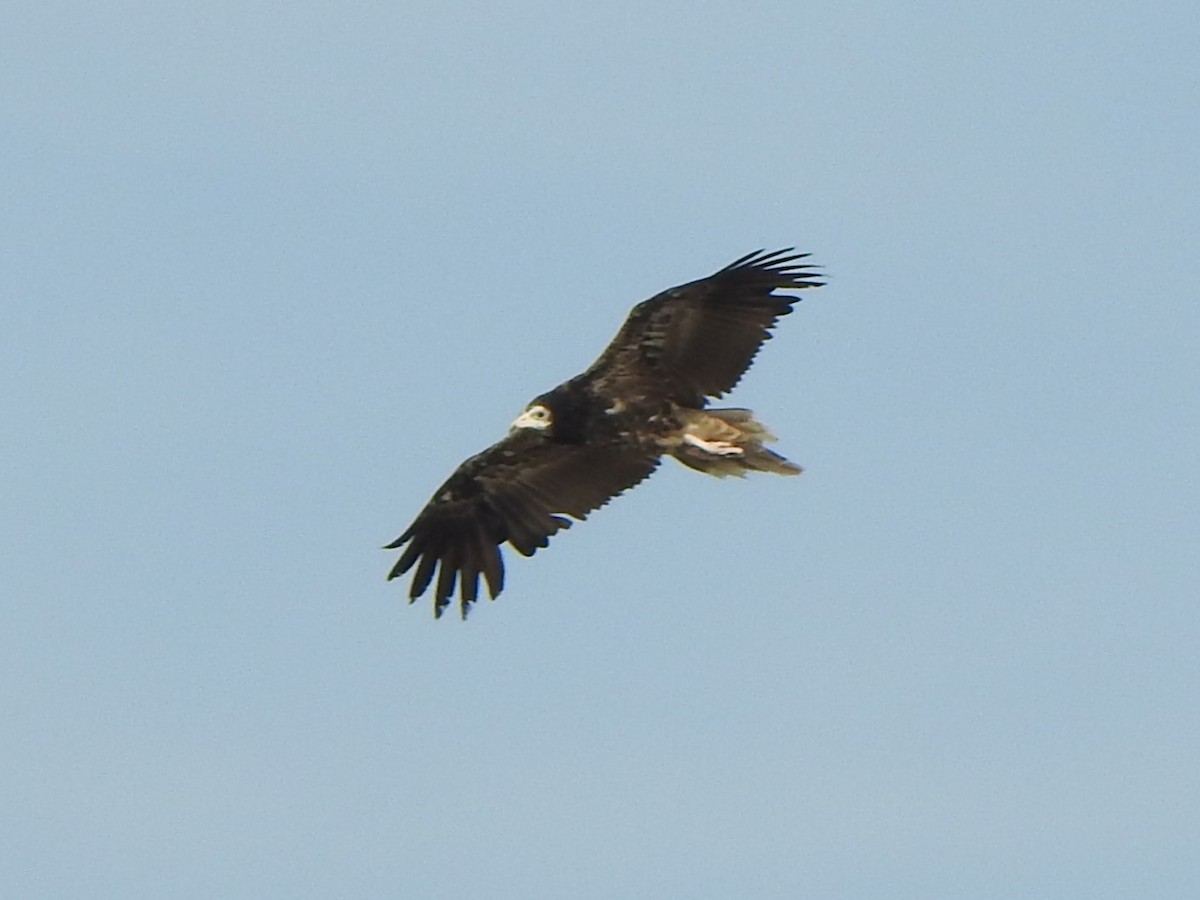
[{"left": 4, "top": 2, "right": 1197, "bottom": 897}]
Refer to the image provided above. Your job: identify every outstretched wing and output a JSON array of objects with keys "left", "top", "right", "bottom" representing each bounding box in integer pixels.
[
  {"left": 587, "top": 248, "right": 822, "bottom": 406},
  {"left": 386, "top": 429, "right": 659, "bottom": 618}
]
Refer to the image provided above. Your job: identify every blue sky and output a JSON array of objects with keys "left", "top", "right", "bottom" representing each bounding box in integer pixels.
[{"left": 4, "top": 1, "right": 1198, "bottom": 897}]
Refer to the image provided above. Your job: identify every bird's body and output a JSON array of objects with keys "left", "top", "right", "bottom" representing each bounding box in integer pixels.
[{"left": 387, "top": 249, "right": 823, "bottom": 617}]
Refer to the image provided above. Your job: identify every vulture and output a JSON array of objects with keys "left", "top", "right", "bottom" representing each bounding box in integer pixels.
[{"left": 386, "top": 248, "right": 823, "bottom": 617}]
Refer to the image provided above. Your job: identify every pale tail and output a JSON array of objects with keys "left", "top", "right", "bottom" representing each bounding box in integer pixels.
[{"left": 671, "top": 409, "right": 802, "bottom": 478}]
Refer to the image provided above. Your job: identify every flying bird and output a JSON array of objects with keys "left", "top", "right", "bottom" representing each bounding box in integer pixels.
[{"left": 387, "top": 248, "right": 823, "bottom": 617}]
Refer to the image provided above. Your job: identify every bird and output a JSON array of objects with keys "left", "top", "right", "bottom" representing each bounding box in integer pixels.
[{"left": 386, "top": 248, "right": 823, "bottom": 618}]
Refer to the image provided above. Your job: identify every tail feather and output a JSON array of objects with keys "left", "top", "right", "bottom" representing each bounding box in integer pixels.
[{"left": 670, "top": 409, "right": 802, "bottom": 478}]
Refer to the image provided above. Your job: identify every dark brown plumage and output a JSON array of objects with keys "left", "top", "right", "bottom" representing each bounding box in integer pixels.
[{"left": 386, "top": 249, "right": 823, "bottom": 617}]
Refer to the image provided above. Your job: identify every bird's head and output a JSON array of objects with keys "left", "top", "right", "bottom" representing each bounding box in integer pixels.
[{"left": 510, "top": 402, "right": 553, "bottom": 434}]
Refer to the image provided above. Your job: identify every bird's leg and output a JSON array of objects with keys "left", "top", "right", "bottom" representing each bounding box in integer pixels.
[{"left": 683, "top": 433, "right": 744, "bottom": 457}]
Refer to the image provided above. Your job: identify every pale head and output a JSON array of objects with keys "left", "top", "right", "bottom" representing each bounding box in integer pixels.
[{"left": 510, "top": 403, "right": 553, "bottom": 433}]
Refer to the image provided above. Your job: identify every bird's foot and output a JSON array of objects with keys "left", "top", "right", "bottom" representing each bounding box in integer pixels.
[{"left": 683, "top": 434, "right": 745, "bottom": 457}]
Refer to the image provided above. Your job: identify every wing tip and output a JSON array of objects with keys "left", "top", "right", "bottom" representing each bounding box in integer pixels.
[{"left": 718, "top": 247, "right": 824, "bottom": 293}]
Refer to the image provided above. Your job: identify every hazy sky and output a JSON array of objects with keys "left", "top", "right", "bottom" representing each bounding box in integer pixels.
[{"left": 4, "top": 2, "right": 1198, "bottom": 897}]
